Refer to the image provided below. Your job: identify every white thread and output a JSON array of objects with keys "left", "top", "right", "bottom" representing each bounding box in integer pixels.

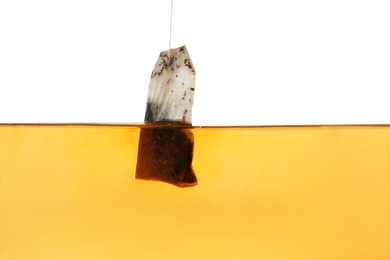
[{"left": 169, "top": 0, "right": 173, "bottom": 51}]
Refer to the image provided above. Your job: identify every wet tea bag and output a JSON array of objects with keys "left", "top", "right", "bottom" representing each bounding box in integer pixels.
[{"left": 136, "top": 46, "right": 197, "bottom": 187}]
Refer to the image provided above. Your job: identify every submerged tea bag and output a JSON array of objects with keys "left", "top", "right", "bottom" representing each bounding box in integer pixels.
[{"left": 136, "top": 46, "right": 197, "bottom": 188}]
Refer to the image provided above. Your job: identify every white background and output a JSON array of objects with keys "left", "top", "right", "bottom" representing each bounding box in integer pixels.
[{"left": 0, "top": 0, "right": 389, "bottom": 125}]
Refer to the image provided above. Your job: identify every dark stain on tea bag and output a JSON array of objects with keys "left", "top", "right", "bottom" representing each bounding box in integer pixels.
[{"left": 136, "top": 126, "right": 197, "bottom": 188}]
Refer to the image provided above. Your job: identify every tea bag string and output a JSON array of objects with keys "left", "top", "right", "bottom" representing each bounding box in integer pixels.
[{"left": 169, "top": 0, "right": 173, "bottom": 51}]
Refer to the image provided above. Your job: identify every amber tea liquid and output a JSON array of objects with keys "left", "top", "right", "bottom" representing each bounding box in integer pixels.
[{"left": 0, "top": 125, "right": 389, "bottom": 259}]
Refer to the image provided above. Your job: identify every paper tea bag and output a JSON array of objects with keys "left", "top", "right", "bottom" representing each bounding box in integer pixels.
[
  {"left": 136, "top": 46, "right": 197, "bottom": 188},
  {"left": 144, "top": 45, "right": 195, "bottom": 124}
]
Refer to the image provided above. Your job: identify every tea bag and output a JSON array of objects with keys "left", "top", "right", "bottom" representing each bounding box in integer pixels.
[
  {"left": 144, "top": 46, "right": 195, "bottom": 124},
  {"left": 136, "top": 46, "right": 197, "bottom": 188}
]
